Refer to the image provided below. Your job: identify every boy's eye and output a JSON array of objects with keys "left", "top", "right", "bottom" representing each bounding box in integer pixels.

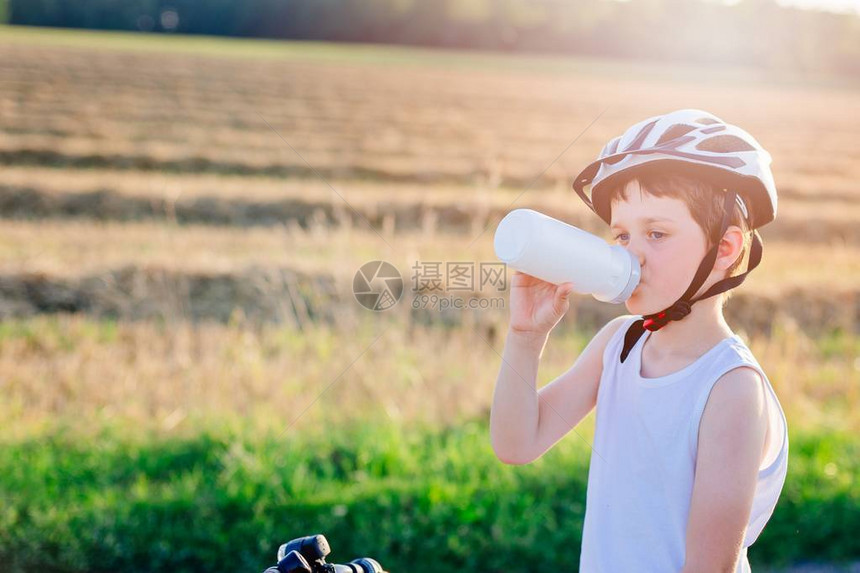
[{"left": 613, "top": 231, "right": 665, "bottom": 242}]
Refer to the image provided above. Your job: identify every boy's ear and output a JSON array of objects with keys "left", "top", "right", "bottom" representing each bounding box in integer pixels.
[{"left": 714, "top": 225, "right": 745, "bottom": 272}]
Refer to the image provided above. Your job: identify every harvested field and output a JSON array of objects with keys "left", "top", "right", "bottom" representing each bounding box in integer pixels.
[{"left": 1, "top": 30, "right": 858, "bottom": 421}]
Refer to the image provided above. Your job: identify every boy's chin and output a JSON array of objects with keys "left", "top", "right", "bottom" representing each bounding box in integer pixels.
[{"left": 624, "top": 292, "right": 668, "bottom": 317}]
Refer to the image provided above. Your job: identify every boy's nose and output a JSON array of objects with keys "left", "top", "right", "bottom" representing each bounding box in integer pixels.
[{"left": 625, "top": 242, "right": 646, "bottom": 268}]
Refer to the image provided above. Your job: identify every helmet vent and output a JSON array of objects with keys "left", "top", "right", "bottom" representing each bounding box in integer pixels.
[
  {"left": 696, "top": 117, "right": 720, "bottom": 125},
  {"left": 606, "top": 138, "right": 620, "bottom": 155},
  {"left": 656, "top": 124, "right": 695, "bottom": 146},
  {"left": 696, "top": 135, "right": 756, "bottom": 152},
  {"left": 623, "top": 120, "right": 659, "bottom": 151}
]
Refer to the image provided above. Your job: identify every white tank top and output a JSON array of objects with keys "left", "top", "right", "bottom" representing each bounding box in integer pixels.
[{"left": 579, "top": 316, "right": 789, "bottom": 572}]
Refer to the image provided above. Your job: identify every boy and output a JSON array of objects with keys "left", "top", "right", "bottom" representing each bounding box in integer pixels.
[{"left": 489, "top": 109, "right": 788, "bottom": 572}]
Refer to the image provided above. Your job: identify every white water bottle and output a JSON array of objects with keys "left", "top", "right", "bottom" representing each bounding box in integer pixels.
[{"left": 493, "top": 208, "right": 640, "bottom": 303}]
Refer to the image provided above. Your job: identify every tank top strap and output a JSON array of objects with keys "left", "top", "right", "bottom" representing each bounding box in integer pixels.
[
  {"left": 685, "top": 339, "right": 785, "bottom": 468},
  {"left": 602, "top": 315, "right": 642, "bottom": 371}
]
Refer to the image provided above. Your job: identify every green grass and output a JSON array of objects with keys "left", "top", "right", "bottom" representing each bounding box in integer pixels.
[{"left": 0, "top": 418, "right": 857, "bottom": 572}]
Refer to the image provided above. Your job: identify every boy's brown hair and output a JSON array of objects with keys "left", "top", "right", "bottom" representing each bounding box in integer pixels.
[{"left": 605, "top": 169, "right": 752, "bottom": 304}]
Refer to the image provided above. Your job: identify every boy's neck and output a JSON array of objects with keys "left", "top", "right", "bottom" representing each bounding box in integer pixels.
[{"left": 643, "top": 296, "right": 734, "bottom": 360}]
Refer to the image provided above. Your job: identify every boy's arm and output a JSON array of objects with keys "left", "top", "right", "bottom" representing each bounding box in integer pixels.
[
  {"left": 528, "top": 314, "right": 631, "bottom": 462},
  {"left": 681, "top": 367, "right": 769, "bottom": 573},
  {"left": 490, "top": 314, "right": 630, "bottom": 465}
]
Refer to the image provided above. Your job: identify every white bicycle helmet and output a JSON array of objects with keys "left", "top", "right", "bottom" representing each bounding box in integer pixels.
[
  {"left": 573, "top": 108, "right": 777, "bottom": 229},
  {"left": 571, "top": 109, "right": 779, "bottom": 362}
]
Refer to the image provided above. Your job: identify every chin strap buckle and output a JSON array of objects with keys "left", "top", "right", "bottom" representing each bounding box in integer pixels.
[{"left": 642, "top": 300, "right": 692, "bottom": 331}]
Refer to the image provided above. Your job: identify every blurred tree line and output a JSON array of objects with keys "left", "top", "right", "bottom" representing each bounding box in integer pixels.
[{"left": 6, "top": 0, "right": 860, "bottom": 75}]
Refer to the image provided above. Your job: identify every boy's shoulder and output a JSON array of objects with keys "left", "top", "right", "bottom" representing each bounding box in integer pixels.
[
  {"left": 700, "top": 365, "right": 770, "bottom": 457},
  {"left": 712, "top": 365, "right": 765, "bottom": 402},
  {"left": 704, "top": 336, "right": 770, "bottom": 436},
  {"left": 722, "top": 332, "right": 764, "bottom": 369}
]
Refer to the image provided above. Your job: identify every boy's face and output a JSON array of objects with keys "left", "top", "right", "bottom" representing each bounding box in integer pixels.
[{"left": 609, "top": 180, "right": 710, "bottom": 316}]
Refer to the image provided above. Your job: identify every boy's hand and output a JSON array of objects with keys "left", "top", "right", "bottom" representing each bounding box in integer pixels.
[{"left": 508, "top": 271, "right": 576, "bottom": 339}]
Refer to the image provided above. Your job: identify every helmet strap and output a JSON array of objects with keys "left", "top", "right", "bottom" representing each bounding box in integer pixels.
[{"left": 619, "top": 189, "right": 763, "bottom": 363}]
